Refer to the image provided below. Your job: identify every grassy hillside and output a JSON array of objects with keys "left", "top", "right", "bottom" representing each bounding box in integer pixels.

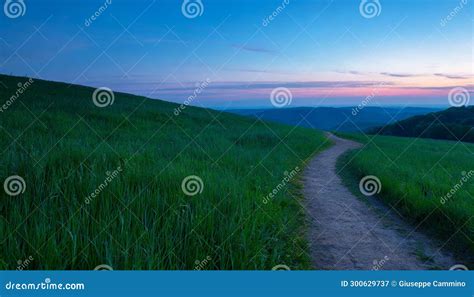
[
  {"left": 231, "top": 106, "right": 438, "bottom": 132},
  {"left": 0, "top": 74, "right": 329, "bottom": 270},
  {"left": 372, "top": 106, "right": 474, "bottom": 143},
  {"left": 338, "top": 133, "right": 474, "bottom": 264}
]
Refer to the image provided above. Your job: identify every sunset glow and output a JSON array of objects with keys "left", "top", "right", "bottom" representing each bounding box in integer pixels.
[{"left": 0, "top": 0, "right": 472, "bottom": 108}]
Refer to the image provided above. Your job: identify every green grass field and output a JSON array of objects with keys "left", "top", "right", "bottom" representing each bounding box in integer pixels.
[
  {"left": 338, "top": 133, "right": 474, "bottom": 263},
  {"left": 0, "top": 75, "right": 330, "bottom": 270}
]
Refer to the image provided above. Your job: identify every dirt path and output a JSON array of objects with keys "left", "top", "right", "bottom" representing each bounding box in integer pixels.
[{"left": 302, "top": 133, "right": 455, "bottom": 270}]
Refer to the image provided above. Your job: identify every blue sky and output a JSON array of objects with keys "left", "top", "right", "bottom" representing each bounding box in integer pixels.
[{"left": 0, "top": 0, "right": 472, "bottom": 108}]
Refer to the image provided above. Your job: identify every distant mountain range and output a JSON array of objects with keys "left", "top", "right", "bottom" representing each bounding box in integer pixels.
[
  {"left": 372, "top": 106, "right": 474, "bottom": 143},
  {"left": 229, "top": 107, "right": 439, "bottom": 132}
]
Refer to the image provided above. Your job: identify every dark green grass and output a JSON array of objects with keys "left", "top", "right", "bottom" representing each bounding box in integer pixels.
[
  {"left": 371, "top": 106, "right": 474, "bottom": 143},
  {"left": 337, "top": 133, "right": 474, "bottom": 264},
  {"left": 0, "top": 75, "right": 330, "bottom": 270}
]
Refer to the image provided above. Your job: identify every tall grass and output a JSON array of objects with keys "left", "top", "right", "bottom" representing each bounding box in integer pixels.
[
  {"left": 0, "top": 75, "right": 329, "bottom": 270},
  {"left": 340, "top": 133, "right": 474, "bottom": 262}
]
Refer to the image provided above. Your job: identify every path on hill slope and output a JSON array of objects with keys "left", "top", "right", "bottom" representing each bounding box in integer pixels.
[{"left": 302, "top": 133, "right": 455, "bottom": 270}]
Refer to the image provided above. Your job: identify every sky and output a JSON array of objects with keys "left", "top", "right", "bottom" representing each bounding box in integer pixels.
[{"left": 0, "top": 0, "right": 472, "bottom": 109}]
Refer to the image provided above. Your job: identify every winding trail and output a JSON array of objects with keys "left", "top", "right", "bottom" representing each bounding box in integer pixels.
[{"left": 302, "top": 133, "right": 455, "bottom": 270}]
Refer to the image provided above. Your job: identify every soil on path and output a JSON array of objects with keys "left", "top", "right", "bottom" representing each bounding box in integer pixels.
[{"left": 302, "top": 133, "right": 455, "bottom": 270}]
